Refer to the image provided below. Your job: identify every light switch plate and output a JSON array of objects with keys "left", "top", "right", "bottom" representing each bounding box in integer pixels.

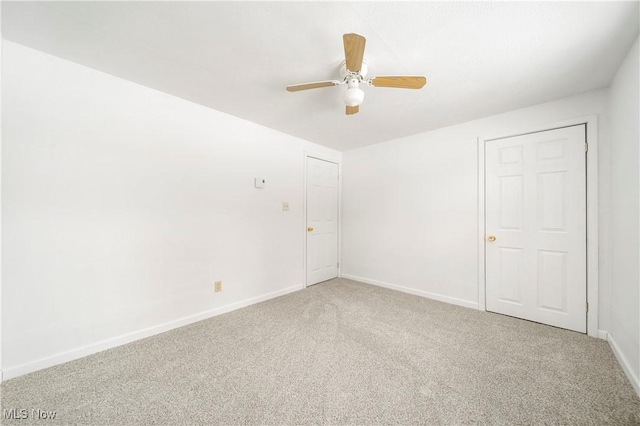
[{"left": 254, "top": 178, "right": 265, "bottom": 188}]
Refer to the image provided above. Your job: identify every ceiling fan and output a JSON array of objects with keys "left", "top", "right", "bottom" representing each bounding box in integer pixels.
[{"left": 286, "top": 33, "right": 427, "bottom": 115}]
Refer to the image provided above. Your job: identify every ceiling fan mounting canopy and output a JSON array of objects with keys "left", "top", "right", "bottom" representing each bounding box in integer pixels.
[{"left": 286, "top": 33, "right": 427, "bottom": 115}]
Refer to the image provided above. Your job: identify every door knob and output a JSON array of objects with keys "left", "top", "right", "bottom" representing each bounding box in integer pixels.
[
  {"left": 307, "top": 227, "right": 314, "bottom": 232},
  {"left": 487, "top": 235, "right": 496, "bottom": 242}
]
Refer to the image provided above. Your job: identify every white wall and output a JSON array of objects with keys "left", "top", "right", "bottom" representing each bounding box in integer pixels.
[
  {"left": 342, "top": 89, "right": 610, "bottom": 322},
  {"left": 0, "top": 4, "right": 4, "bottom": 382},
  {"left": 1, "top": 41, "right": 340, "bottom": 378},
  {"left": 608, "top": 37, "right": 639, "bottom": 392}
]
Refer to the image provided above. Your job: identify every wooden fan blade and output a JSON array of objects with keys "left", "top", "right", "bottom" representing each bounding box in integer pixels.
[
  {"left": 343, "top": 33, "right": 366, "bottom": 73},
  {"left": 346, "top": 105, "right": 359, "bottom": 115},
  {"left": 286, "top": 81, "right": 340, "bottom": 92},
  {"left": 370, "top": 76, "right": 427, "bottom": 89}
]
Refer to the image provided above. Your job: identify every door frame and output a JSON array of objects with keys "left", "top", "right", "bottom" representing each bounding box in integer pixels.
[
  {"left": 303, "top": 153, "right": 342, "bottom": 288},
  {"left": 477, "top": 115, "right": 599, "bottom": 338}
]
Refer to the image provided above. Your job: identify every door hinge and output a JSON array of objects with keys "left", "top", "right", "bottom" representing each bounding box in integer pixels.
[
  {"left": 586, "top": 302, "right": 589, "bottom": 312},
  {"left": 585, "top": 142, "right": 588, "bottom": 152},
  {"left": 337, "top": 262, "right": 339, "bottom": 268}
]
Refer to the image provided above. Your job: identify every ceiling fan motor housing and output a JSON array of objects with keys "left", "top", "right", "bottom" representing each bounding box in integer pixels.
[{"left": 339, "top": 60, "right": 368, "bottom": 80}]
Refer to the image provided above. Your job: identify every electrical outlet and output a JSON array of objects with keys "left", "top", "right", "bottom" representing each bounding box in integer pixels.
[
  {"left": 214, "top": 281, "right": 222, "bottom": 292},
  {"left": 282, "top": 202, "right": 290, "bottom": 211}
]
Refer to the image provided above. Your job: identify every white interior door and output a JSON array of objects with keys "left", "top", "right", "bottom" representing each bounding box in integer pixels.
[
  {"left": 306, "top": 157, "right": 339, "bottom": 286},
  {"left": 485, "top": 125, "right": 587, "bottom": 333}
]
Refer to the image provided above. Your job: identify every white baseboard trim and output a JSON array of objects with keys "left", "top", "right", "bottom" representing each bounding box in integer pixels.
[
  {"left": 341, "top": 274, "right": 479, "bottom": 310},
  {"left": 607, "top": 333, "right": 640, "bottom": 397},
  {"left": 2, "top": 284, "right": 302, "bottom": 381},
  {"left": 598, "top": 329, "right": 608, "bottom": 340}
]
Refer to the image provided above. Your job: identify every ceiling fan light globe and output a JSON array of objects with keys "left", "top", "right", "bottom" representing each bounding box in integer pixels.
[{"left": 343, "top": 87, "right": 364, "bottom": 107}]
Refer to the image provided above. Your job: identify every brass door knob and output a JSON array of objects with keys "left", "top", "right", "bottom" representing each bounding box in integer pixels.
[
  {"left": 307, "top": 227, "right": 314, "bottom": 232},
  {"left": 487, "top": 235, "right": 496, "bottom": 242}
]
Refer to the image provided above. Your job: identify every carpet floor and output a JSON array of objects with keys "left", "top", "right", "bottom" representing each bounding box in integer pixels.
[{"left": 1, "top": 278, "right": 639, "bottom": 425}]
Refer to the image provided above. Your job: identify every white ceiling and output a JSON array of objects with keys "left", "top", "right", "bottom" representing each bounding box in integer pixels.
[{"left": 3, "top": 2, "right": 638, "bottom": 151}]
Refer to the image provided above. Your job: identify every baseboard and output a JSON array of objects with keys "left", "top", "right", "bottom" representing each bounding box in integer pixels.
[
  {"left": 2, "top": 284, "right": 302, "bottom": 381},
  {"left": 607, "top": 333, "right": 640, "bottom": 397},
  {"left": 341, "top": 274, "right": 479, "bottom": 310},
  {"left": 598, "top": 330, "right": 608, "bottom": 340}
]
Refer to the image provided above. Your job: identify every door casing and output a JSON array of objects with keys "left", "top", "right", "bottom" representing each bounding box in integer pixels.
[{"left": 478, "top": 115, "right": 600, "bottom": 338}]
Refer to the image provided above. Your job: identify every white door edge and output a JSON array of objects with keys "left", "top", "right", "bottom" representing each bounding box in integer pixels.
[
  {"left": 478, "top": 115, "right": 599, "bottom": 337},
  {"left": 303, "top": 153, "right": 341, "bottom": 288}
]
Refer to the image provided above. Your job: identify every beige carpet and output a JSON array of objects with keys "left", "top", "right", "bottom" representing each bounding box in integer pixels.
[{"left": 1, "top": 278, "right": 639, "bottom": 425}]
